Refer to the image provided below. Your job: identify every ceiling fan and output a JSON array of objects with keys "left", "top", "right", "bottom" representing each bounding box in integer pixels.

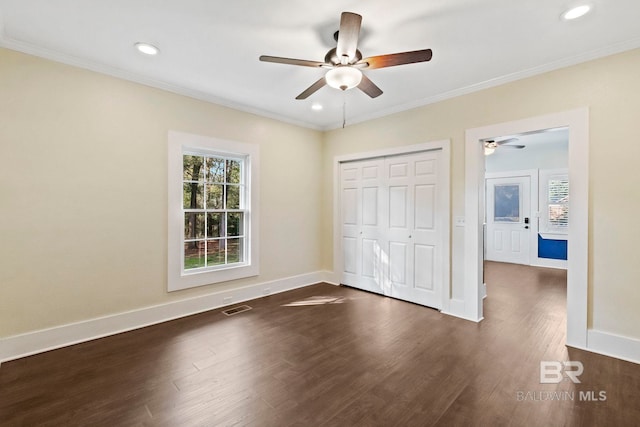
[
  {"left": 259, "top": 11, "right": 433, "bottom": 100},
  {"left": 484, "top": 138, "right": 525, "bottom": 155}
]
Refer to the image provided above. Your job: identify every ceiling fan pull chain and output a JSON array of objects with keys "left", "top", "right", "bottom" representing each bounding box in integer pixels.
[{"left": 342, "top": 94, "right": 347, "bottom": 128}]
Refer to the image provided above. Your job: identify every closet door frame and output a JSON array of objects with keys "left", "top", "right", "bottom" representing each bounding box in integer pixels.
[{"left": 333, "top": 140, "right": 451, "bottom": 312}]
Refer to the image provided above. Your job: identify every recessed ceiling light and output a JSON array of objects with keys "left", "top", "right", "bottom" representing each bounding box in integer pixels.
[
  {"left": 134, "top": 42, "right": 160, "bottom": 56},
  {"left": 311, "top": 103, "right": 323, "bottom": 111},
  {"left": 561, "top": 5, "right": 592, "bottom": 21}
]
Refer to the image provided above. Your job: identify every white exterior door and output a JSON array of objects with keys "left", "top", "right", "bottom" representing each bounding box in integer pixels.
[
  {"left": 340, "top": 149, "right": 444, "bottom": 309},
  {"left": 485, "top": 175, "right": 531, "bottom": 265}
]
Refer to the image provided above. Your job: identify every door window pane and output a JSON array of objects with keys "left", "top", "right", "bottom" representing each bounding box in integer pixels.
[{"left": 494, "top": 184, "right": 520, "bottom": 222}]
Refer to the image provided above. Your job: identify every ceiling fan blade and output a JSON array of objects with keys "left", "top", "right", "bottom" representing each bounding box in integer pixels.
[
  {"left": 295, "top": 77, "right": 327, "bottom": 100},
  {"left": 260, "top": 55, "right": 326, "bottom": 68},
  {"left": 357, "top": 74, "right": 383, "bottom": 98},
  {"left": 496, "top": 138, "right": 520, "bottom": 146},
  {"left": 336, "top": 12, "right": 362, "bottom": 63},
  {"left": 500, "top": 145, "right": 526, "bottom": 149},
  {"left": 360, "top": 49, "right": 433, "bottom": 69}
]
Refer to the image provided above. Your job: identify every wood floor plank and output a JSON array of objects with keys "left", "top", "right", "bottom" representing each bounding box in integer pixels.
[{"left": 1, "top": 262, "right": 639, "bottom": 426}]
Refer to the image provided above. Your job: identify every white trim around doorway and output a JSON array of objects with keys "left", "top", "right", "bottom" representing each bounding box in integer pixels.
[{"left": 464, "top": 108, "right": 589, "bottom": 348}]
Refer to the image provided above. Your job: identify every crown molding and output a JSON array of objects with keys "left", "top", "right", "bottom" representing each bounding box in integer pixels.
[
  {"left": 324, "top": 36, "right": 640, "bottom": 130},
  {"left": 2, "top": 27, "right": 640, "bottom": 132},
  {"left": 0, "top": 34, "right": 324, "bottom": 131}
]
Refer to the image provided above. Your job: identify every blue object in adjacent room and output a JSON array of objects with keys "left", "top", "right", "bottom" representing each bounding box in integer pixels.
[{"left": 538, "top": 234, "right": 568, "bottom": 260}]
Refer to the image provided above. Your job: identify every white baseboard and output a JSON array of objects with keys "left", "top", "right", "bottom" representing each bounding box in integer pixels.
[
  {"left": 322, "top": 271, "right": 341, "bottom": 286},
  {"left": 441, "top": 298, "right": 483, "bottom": 323},
  {"left": 585, "top": 329, "right": 640, "bottom": 365},
  {"left": 0, "top": 271, "right": 332, "bottom": 363}
]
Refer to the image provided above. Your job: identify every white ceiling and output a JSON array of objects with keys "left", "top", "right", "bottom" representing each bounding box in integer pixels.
[{"left": 2, "top": 0, "right": 640, "bottom": 130}]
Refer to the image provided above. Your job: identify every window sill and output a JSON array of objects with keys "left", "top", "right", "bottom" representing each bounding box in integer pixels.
[
  {"left": 169, "top": 263, "right": 259, "bottom": 292},
  {"left": 539, "top": 232, "right": 568, "bottom": 241}
]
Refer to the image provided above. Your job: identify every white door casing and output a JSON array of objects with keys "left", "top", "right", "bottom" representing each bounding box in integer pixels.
[{"left": 485, "top": 175, "right": 531, "bottom": 265}]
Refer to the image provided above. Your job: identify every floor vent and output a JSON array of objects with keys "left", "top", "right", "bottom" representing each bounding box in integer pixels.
[{"left": 222, "top": 305, "right": 252, "bottom": 316}]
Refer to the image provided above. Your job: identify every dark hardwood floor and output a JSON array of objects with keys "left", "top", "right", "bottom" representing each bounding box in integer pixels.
[{"left": 1, "top": 262, "right": 639, "bottom": 426}]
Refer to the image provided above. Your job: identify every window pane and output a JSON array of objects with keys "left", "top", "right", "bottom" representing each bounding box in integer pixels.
[
  {"left": 227, "top": 238, "right": 244, "bottom": 263},
  {"left": 184, "top": 241, "right": 205, "bottom": 269},
  {"left": 226, "top": 160, "right": 241, "bottom": 184},
  {"left": 207, "top": 212, "right": 224, "bottom": 238},
  {"left": 206, "top": 239, "right": 225, "bottom": 266},
  {"left": 494, "top": 184, "right": 520, "bottom": 222},
  {"left": 183, "top": 155, "right": 204, "bottom": 181},
  {"left": 206, "top": 157, "right": 225, "bottom": 183},
  {"left": 549, "top": 179, "right": 569, "bottom": 203},
  {"left": 227, "top": 212, "right": 244, "bottom": 236},
  {"left": 183, "top": 183, "right": 204, "bottom": 209},
  {"left": 549, "top": 205, "right": 569, "bottom": 227},
  {"left": 184, "top": 212, "right": 205, "bottom": 240},
  {"left": 207, "top": 184, "right": 224, "bottom": 209},
  {"left": 226, "top": 185, "right": 240, "bottom": 209}
]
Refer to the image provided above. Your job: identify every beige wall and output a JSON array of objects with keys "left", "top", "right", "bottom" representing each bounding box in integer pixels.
[
  {"left": 0, "top": 48, "right": 324, "bottom": 337},
  {"left": 322, "top": 48, "right": 640, "bottom": 340},
  {"left": 2, "top": 46, "right": 640, "bottom": 343}
]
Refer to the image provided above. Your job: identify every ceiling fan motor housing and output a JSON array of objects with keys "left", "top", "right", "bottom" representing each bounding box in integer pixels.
[{"left": 324, "top": 47, "right": 363, "bottom": 65}]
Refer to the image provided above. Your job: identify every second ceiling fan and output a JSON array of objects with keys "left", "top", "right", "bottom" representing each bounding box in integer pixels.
[
  {"left": 259, "top": 12, "right": 433, "bottom": 100},
  {"left": 484, "top": 138, "right": 526, "bottom": 155}
]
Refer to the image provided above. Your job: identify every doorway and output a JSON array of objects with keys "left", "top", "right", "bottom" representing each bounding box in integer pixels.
[
  {"left": 483, "top": 128, "right": 570, "bottom": 269},
  {"left": 464, "top": 108, "right": 589, "bottom": 348}
]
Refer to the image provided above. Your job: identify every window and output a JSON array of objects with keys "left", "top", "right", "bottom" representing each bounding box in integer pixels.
[
  {"left": 183, "top": 154, "right": 246, "bottom": 270},
  {"left": 168, "top": 131, "right": 259, "bottom": 291},
  {"left": 494, "top": 184, "right": 521, "bottom": 222},
  {"left": 539, "top": 169, "right": 569, "bottom": 237}
]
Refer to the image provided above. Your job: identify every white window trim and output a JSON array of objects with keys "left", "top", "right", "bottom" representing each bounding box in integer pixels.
[
  {"left": 539, "top": 168, "right": 569, "bottom": 239},
  {"left": 168, "top": 131, "right": 260, "bottom": 291}
]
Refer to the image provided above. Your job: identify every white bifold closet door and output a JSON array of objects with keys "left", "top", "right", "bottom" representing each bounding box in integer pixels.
[{"left": 340, "top": 150, "right": 444, "bottom": 309}]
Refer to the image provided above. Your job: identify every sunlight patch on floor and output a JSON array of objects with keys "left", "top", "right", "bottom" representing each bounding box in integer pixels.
[{"left": 282, "top": 296, "right": 346, "bottom": 307}]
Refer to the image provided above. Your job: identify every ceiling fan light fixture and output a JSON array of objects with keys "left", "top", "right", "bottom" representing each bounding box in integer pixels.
[
  {"left": 134, "top": 42, "right": 160, "bottom": 56},
  {"left": 325, "top": 66, "right": 362, "bottom": 91},
  {"left": 561, "top": 4, "right": 592, "bottom": 20},
  {"left": 484, "top": 141, "right": 498, "bottom": 156}
]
